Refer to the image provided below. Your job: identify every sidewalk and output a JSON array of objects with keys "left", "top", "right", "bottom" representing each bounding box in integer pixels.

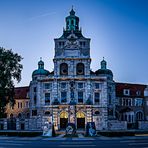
[{"left": 43, "top": 133, "right": 95, "bottom": 141}]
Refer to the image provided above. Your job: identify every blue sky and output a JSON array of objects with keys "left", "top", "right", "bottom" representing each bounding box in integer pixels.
[{"left": 0, "top": 0, "right": 148, "bottom": 86}]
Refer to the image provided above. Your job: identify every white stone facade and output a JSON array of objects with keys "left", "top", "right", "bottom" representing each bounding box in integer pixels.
[{"left": 29, "top": 8, "right": 117, "bottom": 131}]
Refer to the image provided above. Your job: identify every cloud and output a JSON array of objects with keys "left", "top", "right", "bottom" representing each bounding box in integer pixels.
[{"left": 27, "top": 11, "right": 56, "bottom": 22}]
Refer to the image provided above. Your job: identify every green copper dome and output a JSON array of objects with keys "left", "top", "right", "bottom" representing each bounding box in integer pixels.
[
  {"left": 96, "top": 69, "right": 113, "bottom": 76},
  {"left": 96, "top": 58, "right": 113, "bottom": 76},
  {"left": 32, "top": 59, "right": 49, "bottom": 77}
]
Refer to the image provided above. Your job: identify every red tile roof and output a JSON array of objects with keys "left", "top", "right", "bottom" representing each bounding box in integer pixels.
[
  {"left": 14, "top": 86, "right": 29, "bottom": 99},
  {"left": 116, "top": 82, "right": 146, "bottom": 98}
]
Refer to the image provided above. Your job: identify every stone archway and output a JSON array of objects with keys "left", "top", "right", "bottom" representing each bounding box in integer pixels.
[
  {"left": 76, "top": 112, "right": 85, "bottom": 129},
  {"left": 60, "top": 111, "right": 68, "bottom": 129}
]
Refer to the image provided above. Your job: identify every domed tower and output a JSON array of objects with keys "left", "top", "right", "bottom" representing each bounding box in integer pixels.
[
  {"left": 96, "top": 58, "right": 116, "bottom": 120},
  {"left": 65, "top": 7, "right": 79, "bottom": 31},
  {"left": 96, "top": 57, "right": 113, "bottom": 80},
  {"left": 32, "top": 58, "right": 49, "bottom": 79}
]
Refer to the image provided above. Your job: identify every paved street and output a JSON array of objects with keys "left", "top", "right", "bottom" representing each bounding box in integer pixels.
[{"left": 0, "top": 136, "right": 148, "bottom": 148}]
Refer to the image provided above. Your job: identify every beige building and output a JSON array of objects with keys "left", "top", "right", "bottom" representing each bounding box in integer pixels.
[{"left": 6, "top": 86, "right": 30, "bottom": 119}]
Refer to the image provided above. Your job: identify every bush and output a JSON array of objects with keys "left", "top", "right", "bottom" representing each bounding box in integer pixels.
[
  {"left": 0, "top": 131, "right": 42, "bottom": 137},
  {"left": 97, "top": 131, "right": 135, "bottom": 137}
]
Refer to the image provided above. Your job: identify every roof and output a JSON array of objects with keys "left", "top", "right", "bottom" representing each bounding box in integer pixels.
[
  {"left": 116, "top": 82, "right": 146, "bottom": 98},
  {"left": 14, "top": 86, "right": 29, "bottom": 99},
  {"left": 32, "top": 69, "right": 50, "bottom": 76},
  {"left": 95, "top": 69, "right": 113, "bottom": 76}
]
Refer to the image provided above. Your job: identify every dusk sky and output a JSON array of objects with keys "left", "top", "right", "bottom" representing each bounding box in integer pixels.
[{"left": 0, "top": 0, "right": 148, "bottom": 87}]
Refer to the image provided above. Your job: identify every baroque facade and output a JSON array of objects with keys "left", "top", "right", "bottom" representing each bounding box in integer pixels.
[
  {"left": 29, "top": 8, "right": 116, "bottom": 130},
  {"left": 2, "top": 8, "right": 148, "bottom": 131}
]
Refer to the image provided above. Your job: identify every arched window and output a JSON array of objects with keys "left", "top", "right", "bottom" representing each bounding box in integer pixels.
[
  {"left": 26, "top": 113, "right": 30, "bottom": 118},
  {"left": 60, "top": 63, "right": 68, "bottom": 75},
  {"left": 71, "top": 20, "right": 74, "bottom": 25},
  {"left": 136, "top": 111, "right": 143, "bottom": 121},
  {"left": 95, "top": 111, "right": 100, "bottom": 115},
  {"left": 18, "top": 113, "right": 22, "bottom": 119},
  {"left": 76, "top": 63, "right": 85, "bottom": 75},
  {"left": 76, "top": 112, "right": 85, "bottom": 118},
  {"left": 10, "top": 113, "right": 13, "bottom": 118},
  {"left": 60, "top": 111, "right": 68, "bottom": 118},
  {"left": 45, "top": 111, "right": 50, "bottom": 116}
]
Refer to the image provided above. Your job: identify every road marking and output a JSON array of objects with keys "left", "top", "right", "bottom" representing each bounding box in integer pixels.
[
  {"left": 59, "top": 145, "right": 96, "bottom": 147},
  {"left": 2, "top": 140, "right": 31, "bottom": 143},
  {"left": 120, "top": 140, "right": 148, "bottom": 143},
  {"left": 129, "top": 143, "right": 148, "bottom": 146},
  {"left": 0, "top": 143, "right": 23, "bottom": 146},
  {"left": 61, "top": 142, "right": 93, "bottom": 144},
  {"left": 135, "top": 134, "right": 148, "bottom": 136},
  {"left": 120, "top": 140, "right": 137, "bottom": 143},
  {"left": 72, "top": 138, "right": 95, "bottom": 140}
]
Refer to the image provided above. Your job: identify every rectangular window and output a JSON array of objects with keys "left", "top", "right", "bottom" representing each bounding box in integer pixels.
[
  {"left": 34, "top": 95, "right": 37, "bottom": 105},
  {"left": 135, "top": 98, "right": 143, "bottom": 106},
  {"left": 80, "top": 41, "right": 86, "bottom": 47},
  {"left": 123, "top": 89, "right": 130, "bottom": 96},
  {"left": 32, "top": 110, "right": 37, "bottom": 116},
  {"left": 109, "top": 94, "right": 112, "bottom": 104},
  {"left": 45, "top": 93, "right": 50, "bottom": 105},
  {"left": 108, "top": 87, "right": 112, "bottom": 92},
  {"left": 146, "top": 101, "right": 148, "bottom": 106},
  {"left": 44, "top": 83, "right": 52, "bottom": 89},
  {"left": 61, "top": 92, "right": 67, "bottom": 103},
  {"left": 20, "top": 102, "right": 22, "bottom": 108},
  {"left": 122, "top": 98, "right": 132, "bottom": 106},
  {"left": 95, "top": 83, "right": 100, "bottom": 89},
  {"left": 59, "top": 42, "right": 64, "bottom": 47},
  {"left": 94, "top": 92, "right": 100, "bottom": 103},
  {"left": 78, "top": 83, "right": 83, "bottom": 89},
  {"left": 61, "top": 82, "right": 66, "bottom": 89},
  {"left": 34, "top": 87, "right": 37, "bottom": 92},
  {"left": 26, "top": 101, "right": 29, "bottom": 108},
  {"left": 78, "top": 92, "right": 83, "bottom": 103}
]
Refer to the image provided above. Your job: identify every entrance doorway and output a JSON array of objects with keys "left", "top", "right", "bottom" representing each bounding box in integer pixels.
[
  {"left": 76, "top": 112, "right": 85, "bottom": 129},
  {"left": 60, "top": 111, "right": 68, "bottom": 129}
]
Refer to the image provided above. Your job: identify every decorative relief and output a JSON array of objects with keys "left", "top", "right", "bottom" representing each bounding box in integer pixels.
[{"left": 65, "top": 39, "right": 80, "bottom": 49}]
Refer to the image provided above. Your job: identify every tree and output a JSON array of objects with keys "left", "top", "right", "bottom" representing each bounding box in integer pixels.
[{"left": 0, "top": 47, "right": 23, "bottom": 118}]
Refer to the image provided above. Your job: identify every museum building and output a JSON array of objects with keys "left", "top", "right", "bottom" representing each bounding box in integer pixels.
[
  {"left": 2, "top": 8, "right": 148, "bottom": 131},
  {"left": 29, "top": 8, "right": 116, "bottom": 130}
]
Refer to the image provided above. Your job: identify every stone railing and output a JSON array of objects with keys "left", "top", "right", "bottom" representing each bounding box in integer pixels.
[
  {"left": 108, "top": 120, "right": 127, "bottom": 130},
  {"left": 138, "top": 121, "right": 148, "bottom": 130}
]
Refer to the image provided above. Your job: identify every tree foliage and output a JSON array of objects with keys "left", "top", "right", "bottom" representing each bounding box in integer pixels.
[{"left": 0, "top": 47, "right": 23, "bottom": 118}]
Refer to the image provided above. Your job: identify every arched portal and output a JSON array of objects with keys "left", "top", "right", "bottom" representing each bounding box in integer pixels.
[
  {"left": 60, "top": 111, "right": 68, "bottom": 129},
  {"left": 76, "top": 112, "right": 85, "bottom": 129}
]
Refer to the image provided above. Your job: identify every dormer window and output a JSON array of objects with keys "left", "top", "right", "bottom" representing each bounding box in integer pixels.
[
  {"left": 136, "top": 91, "right": 141, "bottom": 96},
  {"left": 123, "top": 89, "right": 130, "bottom": 96}
]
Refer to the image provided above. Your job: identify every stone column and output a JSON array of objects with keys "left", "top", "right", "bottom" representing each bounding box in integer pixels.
[
  {"left": 3, "top": 119, "right": 7, "bottom": 130},
  {"left": 25, "top": 119, "right": 29, "bottom": 130},
  {"left": 52, "top": 106, "right": 58, "bottom": 130},
  {"left": 16, "top": 118, "right": 20, "bottom": 130},
  {"left": 69, "top": 105, "right": 76, "bottom": 124},
  {"left": 86, "top": 105, "right": 92, "bottom": 122}
]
